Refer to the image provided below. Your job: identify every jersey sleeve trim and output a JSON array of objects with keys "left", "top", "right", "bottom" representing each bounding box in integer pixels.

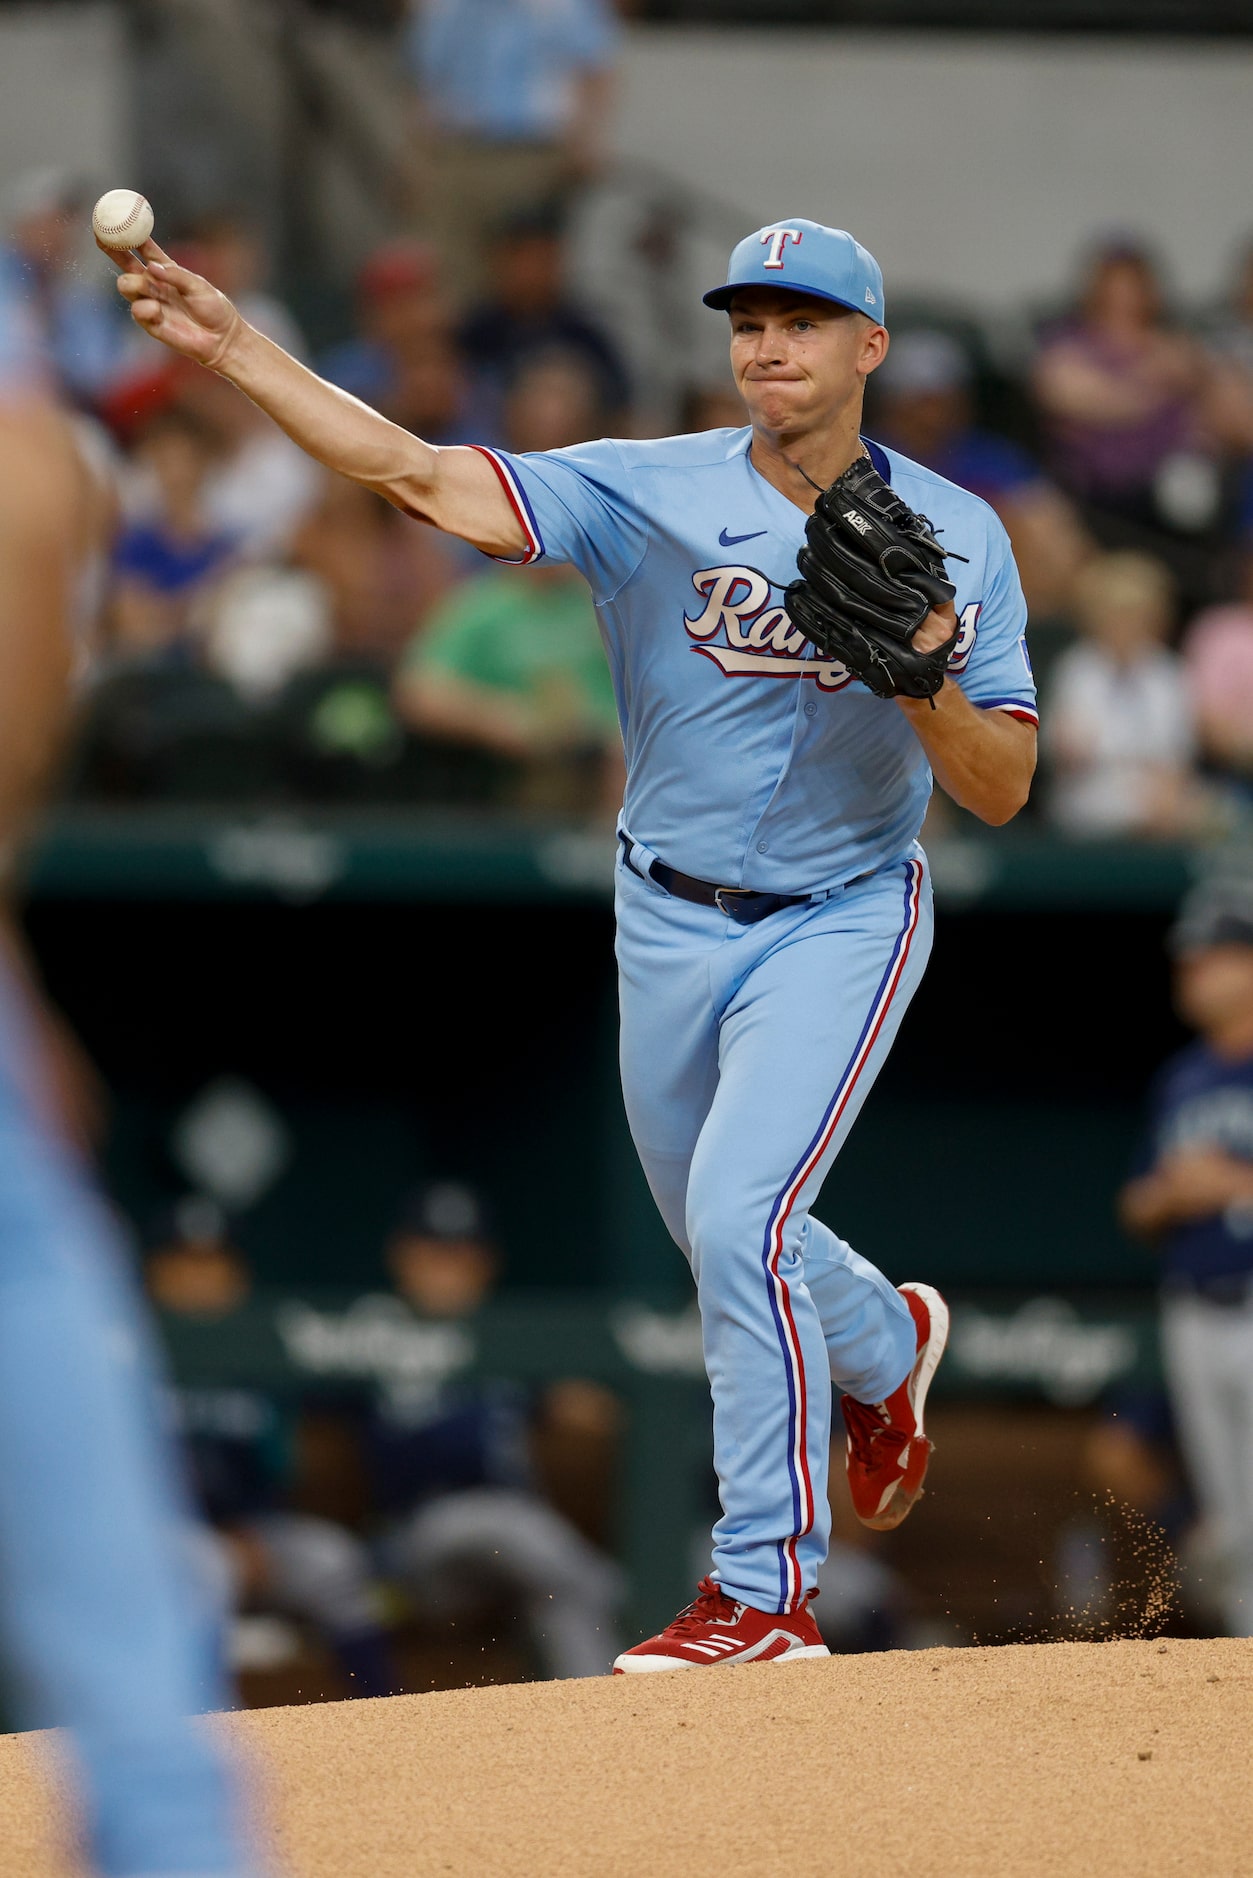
[
  {"left": 977, "top": 696, "right": 1040, "bottom": 726},
  {"left": 470, "top": 446, "right": 545, "bottom": 565}
]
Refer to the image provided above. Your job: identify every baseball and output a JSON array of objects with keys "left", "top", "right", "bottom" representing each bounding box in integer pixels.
[{"left": 91, "top": 189, "right": 154, "bottom": 252}]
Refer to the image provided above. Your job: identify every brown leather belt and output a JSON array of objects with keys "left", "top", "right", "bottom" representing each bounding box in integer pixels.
[{"left": 619, "top": 834, "right": 813, "bottom": 926}]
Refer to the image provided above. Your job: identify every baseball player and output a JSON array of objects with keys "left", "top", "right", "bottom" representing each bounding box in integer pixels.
[
  {"left": 112, "top": 215, "right": 1037, "bottom": 1671},
  {"left": 0, "top": 287, "right": 250, "bottom": 1867},
  {"left": 1119, "top": 876, "right": 1253, "bottom": 1636}
]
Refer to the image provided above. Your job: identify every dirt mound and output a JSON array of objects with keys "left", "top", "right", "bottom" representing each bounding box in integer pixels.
[{"left": 4, "top": 1638, "right": 1252, "bottom": 1876}]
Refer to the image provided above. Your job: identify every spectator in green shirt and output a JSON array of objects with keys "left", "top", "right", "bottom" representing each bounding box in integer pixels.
[{"left": 396, "top": 352, "right": 623, "bottom": 812}]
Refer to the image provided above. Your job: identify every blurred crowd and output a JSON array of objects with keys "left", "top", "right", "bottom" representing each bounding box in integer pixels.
[
  {"left": 8, "top": 145, "right": 1253, "bottom": 837},
  {"left": 144, "top": 1179, "right": 627, "bottom": 1695}
]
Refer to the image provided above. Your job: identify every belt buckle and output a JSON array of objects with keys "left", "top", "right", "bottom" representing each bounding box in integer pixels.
[{"left": 714, "top": 886, "right": 751, "bottom": 918}]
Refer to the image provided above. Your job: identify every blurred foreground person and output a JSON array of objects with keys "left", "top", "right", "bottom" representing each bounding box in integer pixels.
[
  {"left": 1120, "top": 878, "right": 1253, "bottom": 1635},
  {"left": 370, "top": 1184, "right": 623, "bottom": 1678},
  {"left": 146, "top": 1202, "right": 399, "bottom": 1700},
  {"left": 0, "top": 312, "right": 251, "bottom": 1866},
  {"left": 1042, "top": 551, "right": 1203, "bottom": 840}
]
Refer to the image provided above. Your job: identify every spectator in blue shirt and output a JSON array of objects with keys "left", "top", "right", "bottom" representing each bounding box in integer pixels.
[
  {"left": 110, "top": 409, "right": 238, "bottom": 661},
  {"left": 403, "top": 0, "right": 621, "bottom": 304},
  {"left": 1120, "top": 877, "right": 1253, "bottom": 1635},
  {"left": 873, "top": 326, "right": 1089, "bottom": 621},
  {"left": 2, "top": 167, "right": 138, "bottom": 406}
]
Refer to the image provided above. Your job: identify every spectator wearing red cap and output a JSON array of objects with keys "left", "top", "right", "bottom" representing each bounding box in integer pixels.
[{"left": 320, "top": 240, "right": 492, "bottom": 444}]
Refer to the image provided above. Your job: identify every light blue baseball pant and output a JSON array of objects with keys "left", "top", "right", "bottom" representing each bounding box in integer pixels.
[
  {"left": 615, "top": 841, "right": 933, "bottom": 1616},
  {"left": 0, "top": 963, "right": 247, "bottom": 1877}
]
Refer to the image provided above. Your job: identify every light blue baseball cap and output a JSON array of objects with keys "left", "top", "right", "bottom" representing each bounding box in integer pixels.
[{"left": 703, "top": 218, "right": 885, "bottom": 323}]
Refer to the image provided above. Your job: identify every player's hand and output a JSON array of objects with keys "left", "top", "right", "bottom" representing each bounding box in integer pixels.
[
  {"left": 1158, "top": 1148, "right": 1253, "bottom": 1220},
  {"left": 912, "top": 600, "right": 958, "bottom": 657},
  {"left": 109, "top": 238, "right": 244, "bottom": 373}
]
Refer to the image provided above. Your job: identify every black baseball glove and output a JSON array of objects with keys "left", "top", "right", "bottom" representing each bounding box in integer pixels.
[{"left": 784, "top": 456, "right": 962, "bottom": 703}]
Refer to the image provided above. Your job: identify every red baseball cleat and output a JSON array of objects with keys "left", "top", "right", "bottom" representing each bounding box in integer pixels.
[
  {"left": 842, "top": 1281, "right": 950, "bottom": 1532},
  {"left": 612, "top": 1577, "right": 829, "bottom": 1674}
]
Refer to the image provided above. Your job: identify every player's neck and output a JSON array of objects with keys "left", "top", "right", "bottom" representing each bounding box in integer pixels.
[
  {"left": 1205, "top": 1010, "right": 1253, "bottom": 1063},
  {"left": 748, "top": 418, "right": 866, "bottom": 514}
]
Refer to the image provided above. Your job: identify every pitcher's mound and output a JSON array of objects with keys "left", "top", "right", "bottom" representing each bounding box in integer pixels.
[{"left": 4, "top": 1638, "right": 1251, "bottom": 1876}]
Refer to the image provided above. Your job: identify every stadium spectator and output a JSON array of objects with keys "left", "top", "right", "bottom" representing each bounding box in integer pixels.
[
  {"left": 1042, "top": 551, "right": 1205, "bottom": 840},
  {"left": 873, "top": 327, "right": 1089, "bottom": 619},
  {"left": 1032, "top": 240, "right": 1223, "bottom": 550},
  {"left": 1119, "top": 877, "right": 1253, "bottom": 1637},
  {"left": 403, "top": 0, "right": 621, "bottom": 305},
  {"left": 171, "top": 212, "right": 308, "bottom": 362},
  {"left": 109, "top": 408, "right": 237, "bottom": 661},
  {"left": 320, "top": 239, "right": 491, "bottom": 442},
  {"left": 1183, "top": 543, "right": 1253, "bottom": 799},
  {"left": 368, "top": 1182, "right": 623, "bottom": 1679},
  {"left": 458, "top": 203, "right": 630, "bottom": 426},
  {"left": 290, "top": 472, "right": 464, "bottom": 668},
  {"left": 0, "top": 166, "right": 136, "bottom": 405},
  {"left": 146, "top": 1198, "right": 400, "bottom": 1698},
  {"left": 171, "top": 364, "right": 324, "bottom": 563},
  {"left": 396, "top": 352, "right": 621, "bottom": 813},
  {"left": 1200, "top": 238, "right": 1253, "bottom": 460}
]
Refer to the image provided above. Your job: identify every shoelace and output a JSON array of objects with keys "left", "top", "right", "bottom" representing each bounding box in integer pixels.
[
  {"left": 666, "top": 1577, "right": 739, "bottom": 1637},
  {"left": 843, "top": 1396, "right": 910, "bottom": 1473}
]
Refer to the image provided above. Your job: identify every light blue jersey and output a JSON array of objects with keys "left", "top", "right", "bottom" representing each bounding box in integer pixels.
[{"left": 477, "top": 429, "right": 1036, "bottom": 894}]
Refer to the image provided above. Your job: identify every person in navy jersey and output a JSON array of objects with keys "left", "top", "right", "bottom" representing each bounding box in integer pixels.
[
  {"left": 367, "top": 1183, "right": 623, "bottom": 1679},
  {"left": 1121, "top": 877, "right": 1253, "bottom": 1635},
  {"left": 146, "top": 1201, "right": 400, "bottom": 1700},
  {"left": 110, "top": 212, "right": 1037, "bottom": 1673}
]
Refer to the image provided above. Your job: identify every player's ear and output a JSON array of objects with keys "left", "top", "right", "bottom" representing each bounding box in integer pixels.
[{"left": 859, "top": 322, "right": 889, "bottom": 378}]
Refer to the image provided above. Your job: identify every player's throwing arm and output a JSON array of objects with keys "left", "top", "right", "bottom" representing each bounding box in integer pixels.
[{"left": 104, "top": 215, "right": 523, "bottom": 558}]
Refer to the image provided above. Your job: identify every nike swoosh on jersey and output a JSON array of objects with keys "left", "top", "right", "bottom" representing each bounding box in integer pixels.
[{"left": 718, "top": 527, "right": 768, "bottom": 547}]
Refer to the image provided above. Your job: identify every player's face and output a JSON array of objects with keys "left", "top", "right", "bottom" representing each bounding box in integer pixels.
[
  {"left": 728, "top": 290, "right": 887, "bottom": 439},
  {"left": 1174, "top": 945, "right": 1253, "bottom": 1036}
]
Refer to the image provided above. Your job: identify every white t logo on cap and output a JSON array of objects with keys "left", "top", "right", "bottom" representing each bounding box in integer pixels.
[{"left": 760, "top": 228, "right": 802, "bottom": 269}]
